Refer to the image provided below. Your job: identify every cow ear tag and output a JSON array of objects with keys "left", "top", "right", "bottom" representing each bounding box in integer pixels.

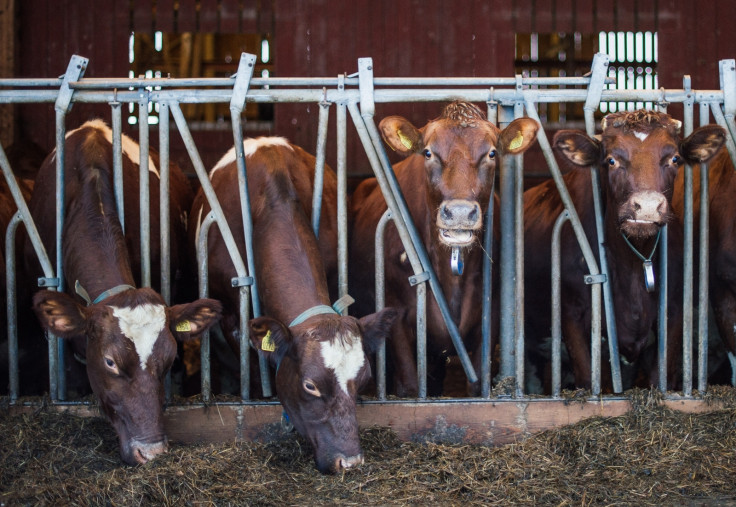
[
  {"left": 261, "top": 330, "right": 276, "bottom": 352},
  {"left": 509, "top": 131, "right": 524, "bottom": 151},
  {"left": 397, "top": 129, "right": 413, "bottom": 150},
  {"left": 176, "top": 320, "right": 192, "bottom": 332}
]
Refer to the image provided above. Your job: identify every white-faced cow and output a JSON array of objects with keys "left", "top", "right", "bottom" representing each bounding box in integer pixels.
[
  {"left": 524, "top": 110, "right": 725, "bottom": 391},
  {"left": 189, "top": 137, "right": 397, "bottom": 474},
  {"left": 349, "top": 102, "right": 539, "bottom": 396},
  {"left": 26, "top": 120, "right": 222, "bottom": 465}
]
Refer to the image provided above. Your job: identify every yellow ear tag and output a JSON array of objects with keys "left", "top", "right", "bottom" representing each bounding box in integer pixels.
[
  {"left": 261, "top": 330, "right": 276, "bottom": 352},
  {"left": 509, "top": 131, "right": 525, "bottom": 151},
  {"left": 175, "top": 320, "right": 192, "bottom": 332},
  {"left": 397, "top": 129, "right": 414, "bottom": 150}
]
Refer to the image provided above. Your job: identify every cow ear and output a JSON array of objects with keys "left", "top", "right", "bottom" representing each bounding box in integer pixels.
[
  {"left": 552, "top": 130, "right": 601, "bottom": 167},
  {"left": 32, "top": 290, "right": 87, "bottom": 338},
  {"left": 168, "top": 299, "right": 223, "bottom": 342},
  {"left": 499, "top": 118, "right": 539, "bottom": 155},
  {"left": 379, "top": 116, "right": 423, "bottom": 157},
  {"left": 680, "top": 125, "right": 727, "bottom": 164},
  {"left": 358, "top": 307, "right": 399, "bottom": 354},
  {"left": 248, "top": 316, "right": 291, "bottom": 368}
]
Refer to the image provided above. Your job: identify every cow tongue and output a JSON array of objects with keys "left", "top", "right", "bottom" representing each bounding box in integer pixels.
[{"left": 440, "top": 229, "right": 474, "bottom": 245}]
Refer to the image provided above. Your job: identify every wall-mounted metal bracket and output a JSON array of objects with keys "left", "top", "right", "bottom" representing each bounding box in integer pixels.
[
  {"left": 38, "top": 277, "right": 60, "bottom": 288},
  {"left": 584, "top": 274, "right": 607, "bottom": 285},
  {"left": 231, "top": 277, "right": 255, "bottom": 287},
  {"left": 409, "top": 272, "right": 430, "bottom": 286}
]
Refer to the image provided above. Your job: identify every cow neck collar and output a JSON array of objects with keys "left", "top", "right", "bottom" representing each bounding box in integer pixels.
[
  {"left": 288, "top": 294, "right": 355, "bottom": 327},
  {"left": 620, "top": 227, "right": 662, "bottom": 264},
  {"left": 75, "top": 280, "right": 136, "bottom": 306}
]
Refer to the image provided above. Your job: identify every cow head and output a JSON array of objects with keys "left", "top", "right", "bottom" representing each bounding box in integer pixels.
[
  {"left": 554, "top": 110, "right": 726, "bottom": 239},
  {"left": 380, "top": 102, "right": 538, "bottom": 249},
  {"left": 249, "top": 308, "right": 397, "bottom": 474},
  {"left": 32, "top": 287, "right": 222, "bottom": 465}
]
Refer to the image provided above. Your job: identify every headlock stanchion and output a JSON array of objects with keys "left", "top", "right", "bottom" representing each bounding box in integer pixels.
[{"left": 4, "top": 53, "right": 736, "bottom": 407}]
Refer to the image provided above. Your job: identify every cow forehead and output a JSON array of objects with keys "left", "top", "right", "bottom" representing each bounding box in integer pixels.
[
  {"left": 319, "top": 332, "right": 365, "bottom": 396},
  {"left": 425, "top": 122, "right": 497, "bottom": 153},
  {"left": 110, "top": 304, "right": 167, "bottom": 370}
]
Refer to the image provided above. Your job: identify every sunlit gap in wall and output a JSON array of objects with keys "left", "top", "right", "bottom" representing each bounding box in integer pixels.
[{"left": 599, "top": 31, "right": 658, "bottom": 113}]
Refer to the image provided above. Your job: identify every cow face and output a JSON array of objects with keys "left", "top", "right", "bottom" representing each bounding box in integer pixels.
[
  {"left": 380, "top": 102, "right": 538, "bottom": 249},
  {"left": 249, "top": 308, "right": 397, "bottom": 474},
  {"left": 554, "top": 111, "right": 726, "bottom": 239},
  {"left": 32, "top": 288, "right": 222, "bottom": 465}
]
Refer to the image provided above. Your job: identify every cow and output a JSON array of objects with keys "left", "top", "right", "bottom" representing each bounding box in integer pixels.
[
  {"left": 673, "top": 147, "right": 736, "bottom": 382},
  {"left": 25, "top": 120, "right": 222, "bottom": 465},
  {"left": 349, "top": 101, "right": 539, "bottom": 397},
  {"left": 189, "top": 137, "right": 397, "bottom": 474},
  {"left": 523, "top": 110, "right": 726, "bottom": 391}
]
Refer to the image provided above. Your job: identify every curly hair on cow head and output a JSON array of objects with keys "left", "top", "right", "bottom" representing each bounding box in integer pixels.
[
  {"left": 601, "top": 110, "right": 682, "bottom": 136},
  {"left": 437, "top": 101, "right": 486, "bottom": 128}
]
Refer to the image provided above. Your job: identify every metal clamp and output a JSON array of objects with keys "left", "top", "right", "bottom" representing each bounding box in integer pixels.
[
  {"left": 38, "top": 277, "right": 60, "bottom": 288},
  {"left": 584, "top": 274, "right": 607, "bottom": 285},
  {"left": 409, "top": 271, "right": 430, "bottom": 286},
  {"left": 231, "top": 276, "right": 255, "bottom": 287}
]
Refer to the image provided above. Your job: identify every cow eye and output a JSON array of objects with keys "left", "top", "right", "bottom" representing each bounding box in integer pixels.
[
  {"left": 671, "top": 155, "right": 682, "bottom": 165},
  {"left": 606, "top": 157, "right": 617, "bottom": 167},
  {"left": 423, "top": 149, "right": 432, "bottom": 160},
  {"left": 303, "top": 379, "right": 321, "bottom": 397},
  {"left": 488, "top": 149, "right": 497, "bottom": 159},
  {"left": 104, "top": 355, "right": 119, "bottom": 374}
]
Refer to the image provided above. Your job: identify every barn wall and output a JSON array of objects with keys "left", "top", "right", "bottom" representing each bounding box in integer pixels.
[{"left": 12, "top": 0, "right": 736, "bottom": 178}]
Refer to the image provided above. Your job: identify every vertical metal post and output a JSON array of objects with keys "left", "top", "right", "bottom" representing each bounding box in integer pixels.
[
  {"left": 513, "top": 88, "right": 525, "bottom": 397},
  {"left": 551, "top": 211, "right": 570, "bottom": 398},
  {"left": 138, "top": 89, "right": 152, "bottom": 288},
  {"left": 159, "top": 103, "right": 171, "bottom": 304},
  {"left": 312, "top": 98, "right": 330, "bottom": 239},
  {"left": 110, "top": 99, "right": 125, "bottom": 233},
  {"left": 6, "top": 212, "right": 22, "bottom": 401},
  {"left": 682, "top": 76, "right": 695, "bottom": 396},
  {"left": 698, "top": 102, "right": 711, "bottom": 392},
  {"left": 375, "top": 210, "right": 392, "bottom": 400},
  {"left": 197, "top": 212, "right": 218, "bottom": 402},
  {"left": 658, "top": 224, "right": 669, "bottom": 393}
]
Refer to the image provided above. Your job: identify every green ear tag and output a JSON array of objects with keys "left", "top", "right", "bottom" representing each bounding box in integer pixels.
[
  {"left": 175, "top": 320, "right": 192, "bottom": 332},
  {"left": 261, "top": 330, "right": 276, "bottom": 352},
  {"left": 397, "top": 129, "right": 413, "bottom": 150},
  {"left": 509, "top": 131, "right": 524, "bottom": 151}
]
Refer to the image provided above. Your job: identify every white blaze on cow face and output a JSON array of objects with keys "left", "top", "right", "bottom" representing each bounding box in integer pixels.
[
  {"left": 319, "top": 332, "right": 365, "bottom": 395},
  {"left": 633, "top": 131, "right": 649, "bottom": 142},
  {"left": 111, "top": 304, "right": 167, "bottom": 370},
  {"left": 209, "top": 137, "right": 293, "bottom": 178}
]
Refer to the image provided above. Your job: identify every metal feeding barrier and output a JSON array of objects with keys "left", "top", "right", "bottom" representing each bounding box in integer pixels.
[{"left": 2, "top": 53, "right": 736, "bottom": 406}]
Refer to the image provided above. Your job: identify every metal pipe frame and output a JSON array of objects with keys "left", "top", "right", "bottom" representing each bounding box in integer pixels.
[
  {"left": 197, "top": 212, "right": 218, "bottom": 402},
  {"left": 551, "top": 211, "right": 571, "bottom": 398},
  {"left": 374, "top": 209, "right": 392, "bottom": 400},
  {"left": 697, "top": 102, "right": 711, "bottom": 392},
  {"left": 311, "top": 100, "right": 330, "bottom": 239},
  {"left": 6, "top": 212, "right": 23, "bottom": 401}
]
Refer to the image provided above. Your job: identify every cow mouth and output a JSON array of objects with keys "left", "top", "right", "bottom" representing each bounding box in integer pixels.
[
  {"left": 621, "top": 218, "right": 662, "bottom": 238},
  {"left": 439, "top": 228, "right": 476, "bottom": 247}
]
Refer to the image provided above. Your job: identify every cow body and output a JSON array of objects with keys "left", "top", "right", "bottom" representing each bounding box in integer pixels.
[
  {"left": 349, "top": 102, "right": 538, "bottom": 396},
  {"left": 27, "top": 120, "right": 222, "bottom": 465},
  {"left": 524, "top": 110, "right": 726, "bottom": 391},
  {"left": 190, "top": 137, "right": 396, "bottom": 474}
]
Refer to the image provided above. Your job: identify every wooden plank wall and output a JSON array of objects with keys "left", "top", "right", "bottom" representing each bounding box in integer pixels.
[{"left": 12, "top": 0, "right": 736, "bottom": 176}]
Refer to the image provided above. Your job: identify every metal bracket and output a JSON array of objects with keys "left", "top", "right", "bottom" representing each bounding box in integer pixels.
[
  {"left": 720, "top": 59, "right": 736, "bottom": 119},
  {"left": 38, "top": 277, "right": 60, "bottom": 288},
  {"left": 584, "top": 274, "right": 607, "bottom": 285},
  {"left": 231, "top": 276, "right": 255, "bottom": 287},
  {"left": 230, "top": 53, "right": 257, "bottom": 113},
  {"left": 583, "top": 53, "right": 610, "bottom": 136},
  {"left": 55, "top": 54, "right": 88, "bottom": 113},
  {"left": 409, "top": 272, "right": 430, "bottom": 286},
  {"left": 358, "top": 57, "right": 375, "bottom": 116}
]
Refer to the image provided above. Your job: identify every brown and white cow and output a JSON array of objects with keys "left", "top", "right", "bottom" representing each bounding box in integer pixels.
[
  {"left": 190, "top": 137, "right": 397, "bottom": 474},
  {"left": 26, "top": 120, "right": 222, "bottom": 465},
  {"left": 673, "top": 147, "right": 736, "bottom": 380},
  {"left": 524, "top": 110, "right": 725, "bottom": 391},
  {"left": 349, "top": 102, "right": 539, "bottom": 396}
]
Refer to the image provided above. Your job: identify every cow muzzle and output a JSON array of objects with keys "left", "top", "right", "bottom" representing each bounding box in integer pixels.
[
  {"left": 334, "top": 453, "right": 365, "bottom": 472},
  {"left": 620, "top": 191, "right": 668, "bottom": 238},
  {"left": 436, "top": 199, "right": 482, "bottom": 247},
  {"left": 128, "top": 438, "right": 168, "bottom": 465}
]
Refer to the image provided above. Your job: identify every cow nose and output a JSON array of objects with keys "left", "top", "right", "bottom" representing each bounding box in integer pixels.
[
  {"left": 630, "top": 191, "right": 667, "bottom": 222},
  {"left": 439, "top": 200, "right": 481, "bottom": 228},
  {"left": 335, "top": 453, "right": 364, "bottom": 471},
  {"left": 131, "top": 440, "right": 168, "bottom": 464}
]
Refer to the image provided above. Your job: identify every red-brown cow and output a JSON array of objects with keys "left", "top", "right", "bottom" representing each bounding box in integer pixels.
[
  {"left": 26, "top": 120, "right": 222, "bottom": 465},
  {"left": 673, "top": 147, "right": 736, "bottom": 380},
  {"left": 190, "top": 137, "right": 396, "bottom": 474},
  {"left": 524, "top": 110, "right": 725, "bottom": 391},
  {"left": 349, "top": 102, "right": 539, "bottom": 396}
]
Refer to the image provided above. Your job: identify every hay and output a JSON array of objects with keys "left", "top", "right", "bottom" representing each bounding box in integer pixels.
[{"left": 2, "top": 390, "right": 736, "bottom": 506}]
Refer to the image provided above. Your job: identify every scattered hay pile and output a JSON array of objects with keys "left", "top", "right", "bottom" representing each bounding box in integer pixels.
[{"left": 2, "top": 389, "right": 736, "bottom": 505}]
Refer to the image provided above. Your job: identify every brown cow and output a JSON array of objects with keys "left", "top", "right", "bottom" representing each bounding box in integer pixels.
[
  {"left": 26, "top": 120, "right": 222, "bottom": 465},
  {"left": 524, "top": 110, "right": 725, "bottom": 391},
  {"left": 190, "top": 137, "right": 396, "bottom": 474},
  {"left": 673, "top": 147, "right": 736, "bottom": 380},
  {"left": 349, "top": 102, "right": 539, "bottom": 396}
]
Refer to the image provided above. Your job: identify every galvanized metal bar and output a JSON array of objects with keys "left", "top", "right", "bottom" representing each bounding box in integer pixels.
[
  {"left": 197, "top": 211, "right": 218, "bottom": 403},
  {"left": 583, "top": 52, "right": 622, "bottom": 394},
  {"left": 336, "top": 79, "right": 349, "bottom": 302},
  {"left": 138, "top": 91, "right": 152, "bottom": 288},
  {"left": 709, "top": 102, "right": 736, "bottom": 172},
  {"left": 551, "top": 210, "right": 571, "bottom": 398},
  {"left": 52, "top": 110, "right": 66, "bottom": 401},
  {"left": 6, "top": 212, "right": 22, "bottom": 401},
  {"left": 229, "top": 53, "right": 271, "bottom": 398},
  {"left": 375, "top": 209, "right": 393, "bottom": 400},
  {"left": 698, "top": 102, "right": 711, "bottom": 392},
  {"left": 513, "top": 91, "right": 525, "bottom": 398},
  {"left": 159, "top": 103, "right": 171, "bottom": 304},
  {"left": 682, "top": 77, "right": 695, "bottom": 396},
  {"left": 658, "top": 225, "right": 669, "bottom": 393},
  {"left": 498, "top": 104, "right": 517, "bottom": 380},
  {"left": 311, "top": 99, "right": 330, "bottom": 239},
  {"left": 416, "top": 281, "right": 427, "bottom": 399},
  {"left": 355, "top": 59, "right": 478, "bottom": 385},
  {"left": 720, "top": 60, "right": 736, "bottom": 136},
  {"left": 110, "top": 100, "right": 125, "bottom": 233},
  {"left": 480, "top": 176, "right": 496, "bottom": 398}
]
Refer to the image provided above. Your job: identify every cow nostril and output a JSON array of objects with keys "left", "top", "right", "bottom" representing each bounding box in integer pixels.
[
  {"left": 441, "top": 206, "right": 452, "bottom": 221},
  {"left": 634, "top": 202, "right": 641, "bottom": 212},
  {"left": 468, "top": 205, "right": 479, "bottom": 223}
]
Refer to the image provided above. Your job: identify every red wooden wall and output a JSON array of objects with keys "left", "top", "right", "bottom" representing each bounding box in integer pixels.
[{"left": 13, "top": 0, "right": 736, "bottom": 179}]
